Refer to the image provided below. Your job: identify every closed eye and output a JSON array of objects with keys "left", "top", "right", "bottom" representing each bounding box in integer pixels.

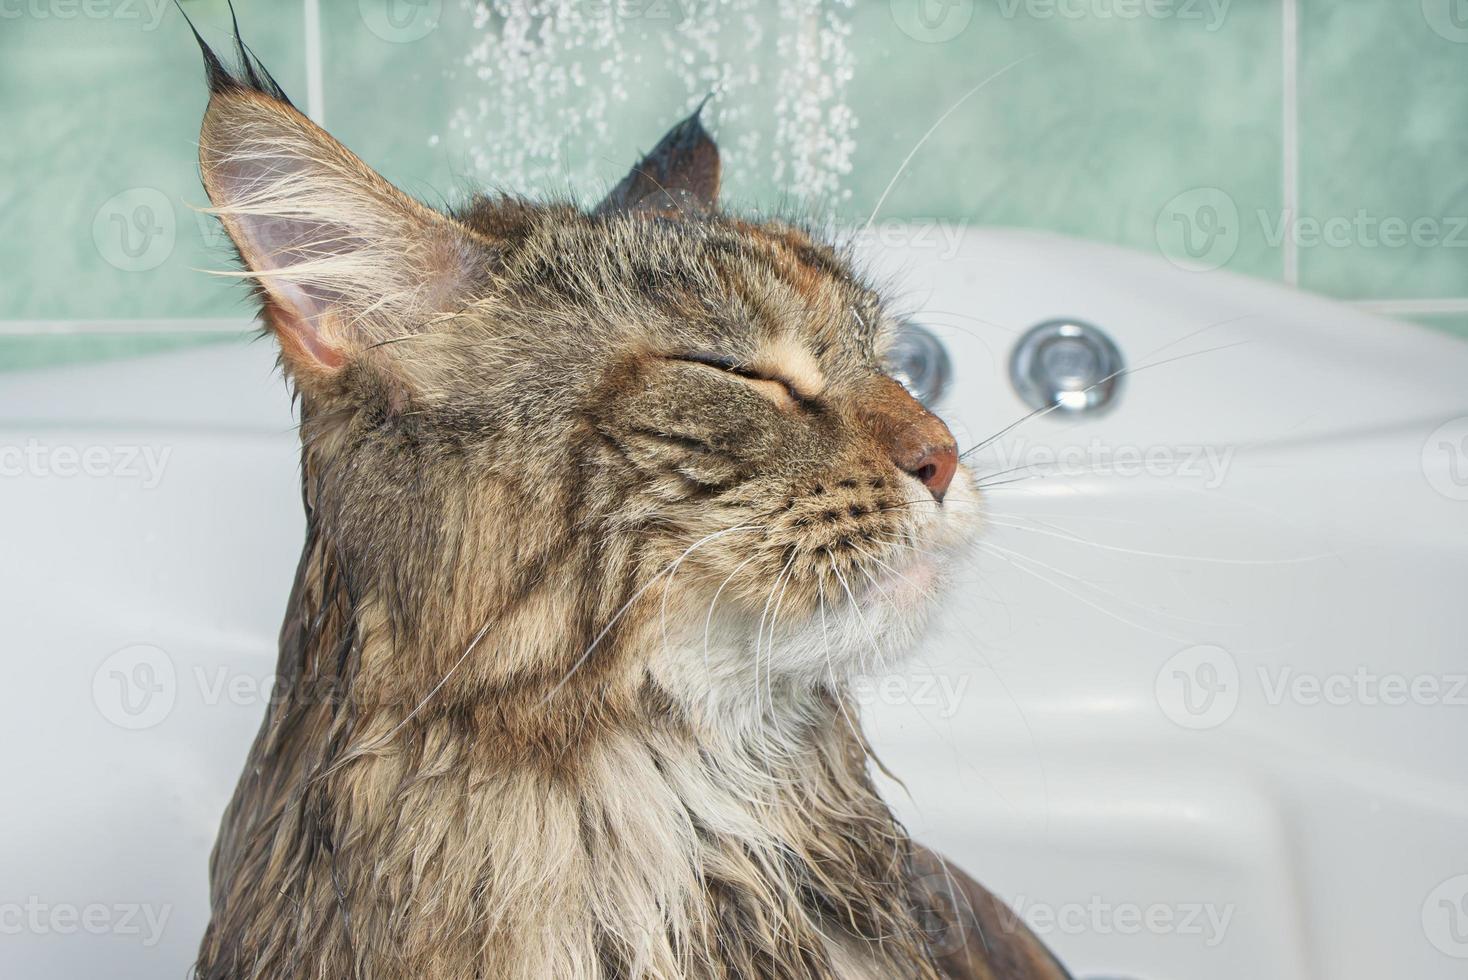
[
  {"left": 676, "top": 352, "right": 761, "bottom": 381},
  {"left": 671, "top": 353, "right": 811, "bottom": 409}
]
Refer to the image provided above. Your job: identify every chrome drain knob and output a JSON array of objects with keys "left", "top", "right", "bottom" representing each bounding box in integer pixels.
[
  {"left": 886, "top": 320, "right": 952, "bottom": 408},
  {"left": 1009, "top": 319, "right": 1124, "bottom": 414}
]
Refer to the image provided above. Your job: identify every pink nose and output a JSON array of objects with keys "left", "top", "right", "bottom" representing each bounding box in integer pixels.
[
  {"left": 901, "top": 440, "right": 958, "bottom": 502},
  {"left": 862, "top": 377, "right": 961, "bottom": 503}
]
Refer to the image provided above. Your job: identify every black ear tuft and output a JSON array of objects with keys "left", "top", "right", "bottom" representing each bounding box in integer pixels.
[
  {"left": 174, "top": 0, "right": 231, "bottom": 94},
  {"left": 596, "top": 98, "right": 721, "bottom": 217},
  {"left": 176, "top": 0, "right": 293, "bottom": 106}
]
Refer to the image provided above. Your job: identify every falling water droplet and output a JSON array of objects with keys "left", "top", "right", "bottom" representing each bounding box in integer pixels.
[{"left": 444, "top": 0, "right": 856, "bottom": 205}]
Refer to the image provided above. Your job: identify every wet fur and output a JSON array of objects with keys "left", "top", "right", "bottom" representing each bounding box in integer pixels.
[{"left": 186, "top": 15, "right": 1067, "bottom": 980}]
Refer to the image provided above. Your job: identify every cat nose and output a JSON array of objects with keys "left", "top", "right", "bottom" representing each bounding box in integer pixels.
[
  {"left": 862, "top": 377, "right": 960, "bottom": 503},
  {"left": 890, "top": 429, "right": 958, "bottom": 502}
]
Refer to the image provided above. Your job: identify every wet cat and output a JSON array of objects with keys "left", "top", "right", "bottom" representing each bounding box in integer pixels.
[{"left": 183, "top": 14, "right": 1069, "bottom": 980}]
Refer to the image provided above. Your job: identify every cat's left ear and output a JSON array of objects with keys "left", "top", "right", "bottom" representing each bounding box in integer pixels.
[{"left": 597, "top": 103, "right": 721, "bottom": 216}]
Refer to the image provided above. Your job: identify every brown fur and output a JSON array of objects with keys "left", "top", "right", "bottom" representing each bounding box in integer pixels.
[{"left": 185, "top": 21, "right": 1068, "bottom": 980}]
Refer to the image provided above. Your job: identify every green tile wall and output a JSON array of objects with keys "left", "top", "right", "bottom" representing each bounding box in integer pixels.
[
  {"left": 0, "top": 0, "right": 306, "bottom": 318},
  {"left": 4, "top": 0, "right": 1466, "bottom": 370},
  {"left": 1298, "top": 0, "right": 1468, "bottom": 301}
]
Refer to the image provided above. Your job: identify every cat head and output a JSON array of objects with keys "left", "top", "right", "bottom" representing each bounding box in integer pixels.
[{"left": 191, "top": 26, "right": 977, "bottom": 725}]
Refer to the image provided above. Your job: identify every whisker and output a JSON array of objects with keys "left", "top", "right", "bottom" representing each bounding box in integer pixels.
[
  {"left": 958, "top": 401, "right": 1058, "bottom": 463},
  {"left": 702, "top": 552, "right": 762, "bottom": 680},
  {"left": 816, "top": 573, "right": 865, "bottom": 743},
  {"left": 976, "top": 540, "right": 1197, "bottom": 643},
  {"left": 752, "top": 552, "right": 797, "bottom": 729},
  {"left": 763, "top": 556, "right": 803, "bottom": 734},
  {"left": 755, "top": 553, "right": 798, "bottom": 732},
  {"left": 661, "top": 522, "right": 768, "bottom": 659},
  {"left": 978, "top": 532, "right": 1236, "bottom": 628},
  {"left": 967, "top": 460, "right": 1065, "bottom": 485},
  {"left": 862, "top": 52, "right": 1043, "bottom": 233},
  {"left": 975, "top": 472, "right": 1053, "bottom": 489},
  {"left": 850, "top": 542, "right": 926, "bottom": 598},
  {"left": 959, "top": 340, "right": 1253, "bottom": 461},
  {"left": 322, "top": 614, "right": 497, "bottom": 775},
  {"left": 540, "top": 522, "right": 761, "bottom": 707},
  {"left": 859, "top": 535, "right": 1045, "bottom": 823},
  {"left": 982, "top": 515, "right": 1338, "bottom": 566},
  {"left": 829, "top": 560, "right": 883, "bottom": 676},
  {"left": 984, "top": 509, "right": 1146, "bottom": 528}
]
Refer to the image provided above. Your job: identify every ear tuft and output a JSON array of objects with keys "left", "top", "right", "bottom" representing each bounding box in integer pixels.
[
  {"left": 188, "top": 4, "right": 487, "bottom": 380},
  {"left": 597, "top": 100, "right": 722, "bottom": 217},
  {"left": 175, "top": 0, "right": 293, "bottom": 105}
]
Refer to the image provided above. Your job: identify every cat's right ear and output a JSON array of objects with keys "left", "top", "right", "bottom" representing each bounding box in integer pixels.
[
  {"left": 187, "top": 19, "right": 488, "bottom": 383},
  {"left": 597, "top": 102, "right": 722, "bottom": 217}
]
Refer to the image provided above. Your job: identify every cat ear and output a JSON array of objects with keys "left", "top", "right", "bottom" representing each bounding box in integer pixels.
[
  {"left": 597, "top": 102, "right": 721, "bottom": 217},
  {"left": 188, "top": 21, "right": 486, "bottom": 379}
]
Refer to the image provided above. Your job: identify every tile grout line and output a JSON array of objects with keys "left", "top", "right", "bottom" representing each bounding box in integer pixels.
[
  {"left": 6, "top": 300, "right": 1468, "bottom": 339},
  {"left": 1281, "top": 0, "right": 1300, "bottom": 286},
  {"left": 304, "top": 0, "right": 325, "bottom": 126},
  {"left": 0, "top": 320, "right": 257, "bottom": 337},
  {"left": 1352, "top": 299, "right": 1468, "bottom": 316}
]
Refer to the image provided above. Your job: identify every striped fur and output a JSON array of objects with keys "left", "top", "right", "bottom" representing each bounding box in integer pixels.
[{"left": 185, "top": 16, "right": 1068, "bottom": 980}]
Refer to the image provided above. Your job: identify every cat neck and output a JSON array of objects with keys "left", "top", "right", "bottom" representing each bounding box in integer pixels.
[{"left": 199, "top": 519, "right": 941, "bottom": 980}]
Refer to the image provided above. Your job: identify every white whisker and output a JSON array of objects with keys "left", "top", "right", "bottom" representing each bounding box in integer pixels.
[
  {"left": 976, "top": 540, "right": 1196, "bottom": 644},
  {"left": 862, "top": 52, "right": 1042, "bottom": 233},
  {"left": 960, "top": 340, "right": 1254, "bottom": 462},
  {"left": 983, "top": 515, "right": 1337, "bottom": 566},
  {"left": 540, "top": 522, "right": 759, "bottom": 706},
  {"left": 702, "top": 552, "right": 762, "bottom": 680}
]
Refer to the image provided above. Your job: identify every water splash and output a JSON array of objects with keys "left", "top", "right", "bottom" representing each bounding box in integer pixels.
[{"left": 443, "top": 0, "right": 856, "bottom": 206}]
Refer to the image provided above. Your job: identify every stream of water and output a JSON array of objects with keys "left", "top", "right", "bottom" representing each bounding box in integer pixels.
[{"left": 441, "top": 0, "right": 857, "bottom": 206}]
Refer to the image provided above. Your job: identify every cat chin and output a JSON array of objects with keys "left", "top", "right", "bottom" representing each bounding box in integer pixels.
[
  {"left": 650, "top": 468, "right": 979, "bottom": 722},
  {"left": 650, "top": 566, "right": 946, "bottom": 734},
  {"left": 655, "top": 545, "right": 969, "bottom": 722}
]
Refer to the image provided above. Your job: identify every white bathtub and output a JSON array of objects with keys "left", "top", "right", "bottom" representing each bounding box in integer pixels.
[{"left": 3, "top": 228, "right": 1466, "bottom": 979}]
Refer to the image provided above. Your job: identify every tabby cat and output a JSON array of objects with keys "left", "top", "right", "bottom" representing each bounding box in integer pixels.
[{"left": 184, "top": 14, "right": 1069, "bottom": 980}]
